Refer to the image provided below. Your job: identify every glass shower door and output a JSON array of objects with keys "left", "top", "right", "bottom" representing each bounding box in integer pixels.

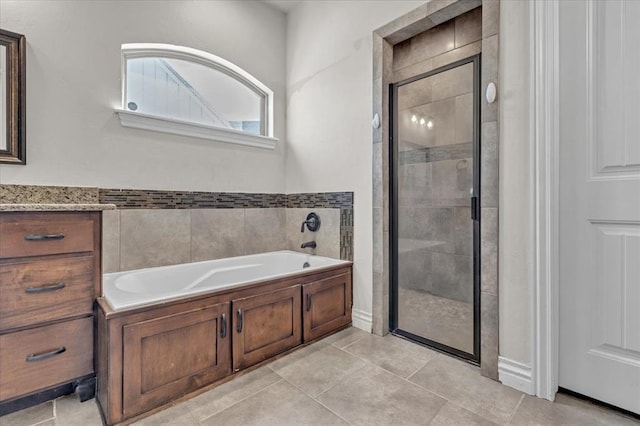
[{"left": 391, "top": 56, "right": 480, "bottom": 360}]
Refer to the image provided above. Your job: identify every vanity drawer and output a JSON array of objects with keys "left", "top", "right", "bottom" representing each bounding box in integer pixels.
[
  {"left": 0, "top": 256, "right": 95, "bottom": 331},
  {"left": 0, "top": 217, "right": 94, "bottom": 259},
  {"left": 0, "top": 317, "right": 94, "bottom": 401}
]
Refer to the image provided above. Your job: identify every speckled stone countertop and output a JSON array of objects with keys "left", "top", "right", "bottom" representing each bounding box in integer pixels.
[{"left": 0, "top": 203, "right": 116, "bottom": 212}]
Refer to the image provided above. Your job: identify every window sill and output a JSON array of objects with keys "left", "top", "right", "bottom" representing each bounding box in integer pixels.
[{"left": 115, "top": 109, "right": 278, "bottom": 150}]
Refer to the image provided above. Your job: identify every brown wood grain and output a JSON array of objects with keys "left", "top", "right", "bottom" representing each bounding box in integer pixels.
[
  {"left": 0, "top": 255, "right": 94, "bottom": 331},
  {"left": 0, "top": 211, "right": 102, "bottom": 407},
  {"left": 0, "top": 317, "right": 93, "bottom": 401},
  {"left": 0, "top": 216, "right": 94, "bottom": 259},
  {"left": 303, "top": 271, "right": 352, "bottom": 342},
  {"left": 232, "top": 285, "right": 302, "bottom": 371},
  {"left": 97, "top": 265, "right": 352, "bottom": 425},
  {"left": 122, "top": 303, "right": 230, "bottom": 419}
]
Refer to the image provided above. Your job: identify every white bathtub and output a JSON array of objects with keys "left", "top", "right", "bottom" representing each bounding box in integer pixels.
[{"left": 103, "top": 250, "right": 350, "bottom": 311}]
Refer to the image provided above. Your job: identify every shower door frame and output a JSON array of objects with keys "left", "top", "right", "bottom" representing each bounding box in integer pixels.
[{"left": 389, "top": 54, "right": 481, "bottom": 364}]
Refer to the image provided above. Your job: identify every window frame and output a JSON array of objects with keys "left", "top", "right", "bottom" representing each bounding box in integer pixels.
[{"left": 116, "top": 43, "right": 277, "bottom": 149}]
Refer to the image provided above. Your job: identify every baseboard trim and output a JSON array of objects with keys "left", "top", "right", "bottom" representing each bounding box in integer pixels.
[
  {"left": 351, "top": 308, "right": 372, "bottom": 332},
  {"left": 498, "top": 356, "right": 534, "bottom": 394}
]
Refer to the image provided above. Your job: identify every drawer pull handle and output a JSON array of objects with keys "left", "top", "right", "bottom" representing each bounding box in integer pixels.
[
  {"left": 220, "top": 313, "right": 227, "bottom": 339},
  {"left": 26, "top": 347, "right": 66, "bottom": 362},
  {"left": 237, "top": 309, "right": 243, "bottom": 333},
  {"left": 306, "top": 293, "right": 312, "bottom": 312},
  {"left": 25, "top": 233, "right": 65, "bottom": 241},
  {"left": 25, "top": 282, "right": 66, "bottom": 294}
]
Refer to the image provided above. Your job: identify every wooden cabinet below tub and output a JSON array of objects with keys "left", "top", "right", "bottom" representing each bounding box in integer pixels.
[
  {"left": 232, "top": 285, "right": 302, "bottom": 371},
  {"left": 97, "top": 264, "right": 352, "bottom": 425},
  {"left": 0, "top": 211, "right": 102, "bottom": 414},
  {"left": 302, "top": 271, "right": 352, "bottom": 342},
  {"left": 122, "top": 303, "right": 231, "bottom": 419}
]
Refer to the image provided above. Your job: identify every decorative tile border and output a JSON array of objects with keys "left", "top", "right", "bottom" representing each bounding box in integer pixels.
[
  {"left": 101, "top": 189, "right": 355, "bottom": 260},
  {"left": 0, "top": 184, "right": 98, "bottom": 204},
  {"left": 340, "top": 208, "right": 354, "bottom": 261},
  {"left": 1, "top": 184, "right": 354, "bottom": 262},
  {"left": 99, "top": 188, "right": 286, "bottom": 209},
  {"left": 287, "top": 192, "right": 353, "bottom": 209}
]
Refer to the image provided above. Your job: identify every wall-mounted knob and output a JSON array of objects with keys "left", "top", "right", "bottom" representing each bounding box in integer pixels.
[{"left": 300, "top": 212, "right": 321, "bottom": 233}]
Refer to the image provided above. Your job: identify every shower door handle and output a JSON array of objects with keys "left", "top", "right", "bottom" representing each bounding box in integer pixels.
[{"left": 471, "top": 196, "right": 479, "bottom": 221}]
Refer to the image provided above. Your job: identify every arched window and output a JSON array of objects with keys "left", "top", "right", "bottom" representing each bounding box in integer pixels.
[{"left": 116, "top": 43, "right": 276, "bottom": 149}]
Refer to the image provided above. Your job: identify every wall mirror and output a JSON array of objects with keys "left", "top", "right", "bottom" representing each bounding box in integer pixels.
[{"left": 0, "top": 29, "right": 26, "bottom": 165}]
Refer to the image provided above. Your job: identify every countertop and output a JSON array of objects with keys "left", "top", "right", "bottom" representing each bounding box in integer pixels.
[{"left": 0, "top": 203, "right": 117, "bottom": 212}]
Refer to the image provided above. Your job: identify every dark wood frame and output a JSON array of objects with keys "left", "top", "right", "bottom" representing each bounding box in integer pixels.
[{"left": 0, "top": 29, "right": 26, "bottom": 165}]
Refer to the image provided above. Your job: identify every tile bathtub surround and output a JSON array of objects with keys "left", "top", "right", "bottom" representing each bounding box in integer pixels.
[
  {"left": 0, "top": 184, "right": 98, "bottom": 204},
  {"left": 103, "top": 206, "right": 347, "bottom": 273},
  {"left": 1, "top": 184, "right": 354, "bottom": 269},
  {"left": 286, "top": 208, "right": 342, "bottom": 260},
  {"left": 5, "top": 328, "right": 637, "bottom": 426}
]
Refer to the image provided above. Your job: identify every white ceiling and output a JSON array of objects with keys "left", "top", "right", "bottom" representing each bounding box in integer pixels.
[{"left": 262, "top": 0, "right": 304, "bottom": 13}]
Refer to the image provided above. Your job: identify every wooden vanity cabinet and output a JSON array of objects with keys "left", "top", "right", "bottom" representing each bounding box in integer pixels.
[
  {"left": 0, "top": 211, "right": 101, "bottom": 412},
  {"left": 122, "top": 302, "right": 231, "bottom": 419},
  {"left": 232, "top": 285, "right": 302, "bottom": 371},
  {"left": 302, "top": 271, "right": 352, "bottom": 342}
]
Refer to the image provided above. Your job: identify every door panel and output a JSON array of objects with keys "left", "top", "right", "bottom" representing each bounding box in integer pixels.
[
  {"left": 232, "top": 285, "right": 301, "bottom": 371},
  {"left": 559, "top": 0, "right": 640, "bottom": 414},
  {"left": 391, "top": 55, "right": 480, "bottom": 361},
  {"left": 122, "top": 303, "right": 230, "bottom": 418},
  {"left": 303, "top": 272, "right": 352, "bottom": 341}
]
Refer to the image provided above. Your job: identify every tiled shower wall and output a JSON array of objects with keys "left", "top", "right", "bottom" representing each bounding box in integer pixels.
[
  {"left": 373, "top": 0, "right": 501, "bottom": 379},
  {"left": 98, "top": 190, "right": 354, "bottom": 273}
]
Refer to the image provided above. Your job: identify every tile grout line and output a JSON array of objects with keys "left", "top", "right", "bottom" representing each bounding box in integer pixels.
[
  {"left": 405, "top": 358, "right": 432, "bottom": 381},
  {"left": 310, "top": 357, "right": 369, "bottom": 400},
  {"left": 52, "top": 398, "right": 57, "bottom": 426},
  {"left": 196, "top": 378, "right": 284, "bottom": 423},
  {"left": 29, "top": 419, "right": 56, "bottom": 426},
  {"left": 505, "top": 393, "right": 526, "bottom": 425},
  {"left": 275, "top": 373, "right": 355, "bottom": 426},
  {"left": 333, "top": 340, "right": 453, "bottom": 405},
  {"left": 336, "top": 335, "right": 366, "bottom": 351}
]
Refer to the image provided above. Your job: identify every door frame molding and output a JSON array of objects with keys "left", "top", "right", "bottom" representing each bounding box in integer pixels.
[{"left": 530, "top": 0, "right": 560, "bottom": 401}]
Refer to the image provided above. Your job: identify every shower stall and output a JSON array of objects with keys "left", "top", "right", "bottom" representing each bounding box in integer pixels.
[{"left": 390, "top": 55, "right": 481, "bottom": 362}]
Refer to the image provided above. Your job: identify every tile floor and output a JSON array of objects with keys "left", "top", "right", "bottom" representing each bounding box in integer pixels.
[
  {"left": 397, "top": 288, "right": 474, "bottom": 354},
  {"left": 2, "top": 328, "right": 638, "bottom": 426}
]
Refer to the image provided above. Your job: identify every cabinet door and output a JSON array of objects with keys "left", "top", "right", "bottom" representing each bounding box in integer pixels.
[
  {"left": 303, "top": 272, "right": 352, "bottom": 342},
  {"left": 122, "top": 303, "right": 231, "bottom": 418},
  {"left": 232, "top": 285, "right": 301, "bottom": 371}
]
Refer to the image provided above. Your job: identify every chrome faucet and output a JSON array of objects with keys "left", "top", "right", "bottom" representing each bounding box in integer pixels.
[{"left": 301, "top": 241, "right": 317, "bottom": 249}]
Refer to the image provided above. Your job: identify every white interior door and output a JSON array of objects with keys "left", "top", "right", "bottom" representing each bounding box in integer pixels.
[{"left": 559, "top": 0, "right": 640, "bottom": 414}]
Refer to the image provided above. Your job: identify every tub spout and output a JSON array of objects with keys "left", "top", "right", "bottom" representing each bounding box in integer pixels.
[{"left": 301, "top": 241, "right": 316, "bottom": 249}]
